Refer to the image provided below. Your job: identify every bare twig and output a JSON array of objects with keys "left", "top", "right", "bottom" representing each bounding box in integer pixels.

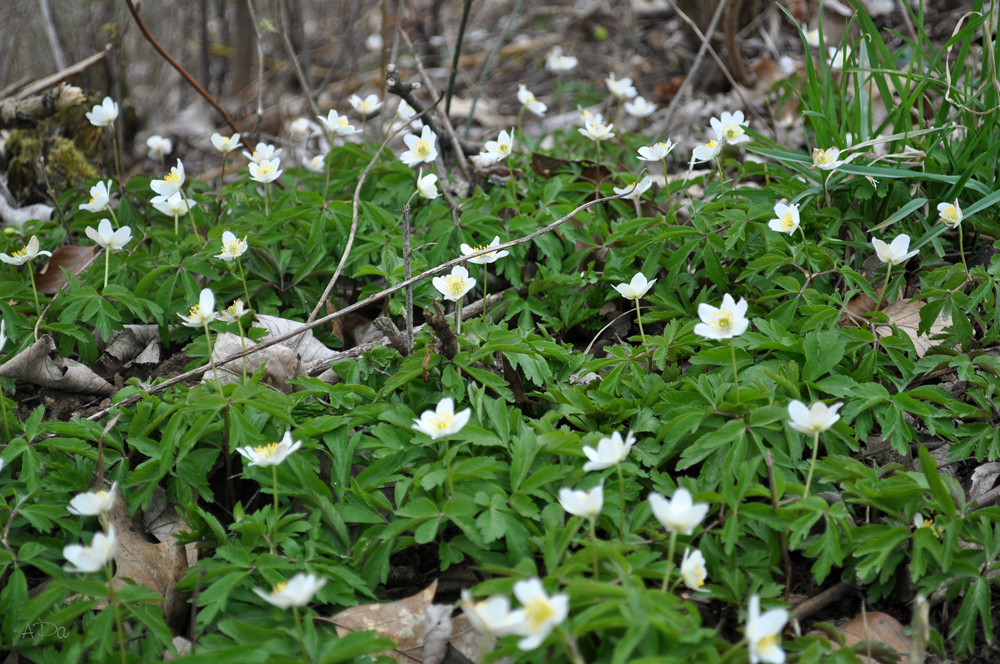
[
  {"left": 277, "top": 0, "right": 321, "bottom": 120},
  {"left": 124, "top": 0, "right": 254, "bottom": 152},
  {"left": 385, "top": 66, "right": 479, "bottom": 156},
  {"left": 398, "top": 30, "right": 472, "bottom": 182},
  {"left": 445, "top": 0, "right": 473, "bottom": 118},
  {"left": 793, "top": 582, "right": 855, "bottom": 621},
  {"left": 36, "top": 0, "right": 65, "bottom": 70},
  {"left": 244, "top": 0, "right": 267, "bottom": 127},
  {"left": 13, "top": 47, "right": 108, "bottom": 100},
  {"left": 463, "top": 0, "right": 525, "bottom": 137},
  {"left": 304, "top": 97, "right": 440, "bottom": 326},
  {"left": 662, "top": 0, "right": 730, "bottom": 131},
  {"left": 87, "top": 192, "right": 628, "bottom": 423}
]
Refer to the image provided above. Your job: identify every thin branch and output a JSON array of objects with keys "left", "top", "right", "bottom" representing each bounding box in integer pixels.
[
  {"left": 244, "top": 0, "right": 267, "bottom": 127},
  {"left": 124, "top": 0, "right": 254, "bottom": 153},
  {"left": 661, "top": 0, "right": 730, "bottom": 132},
  {"left": 276, "top": 0, "right": 321, "bottom": 120},
  {"left": 87, "top": 191, "right": 629, "bottom": 423}
]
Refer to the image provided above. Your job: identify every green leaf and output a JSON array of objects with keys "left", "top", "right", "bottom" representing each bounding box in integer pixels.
[{"left": 803, "top": 329, "right": 846, "bottom": 382}]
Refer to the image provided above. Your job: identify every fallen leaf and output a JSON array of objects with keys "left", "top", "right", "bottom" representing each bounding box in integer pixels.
[
  {"left": 210, "top": 331, "right": 301, "bottom": 393},
  {"left": 254, "top": 314, "right": 341, "bottom": 366},
  {"left": 874, "top": 299, "right": 951, "bottom": 358},
  {"left": 0, "top": 334, "right": 113, "bottom": 394},
  {"left": 970, "top": 462, "right": 1000, "bottom": 503},
  {"left": 811, "top": 612, "right": 910, "bottom": 664},
  {"left": 35, "top": 245, "right": 96, "bottom": 294},
  {"left": 423, "top": 604, "right": 452, "bottom": 664},
  {"left": 107, "top": 488, "right": 190, "bottom": 629},
  {"left": 95, "top": 324, "right": 161, "bottom": 376}
]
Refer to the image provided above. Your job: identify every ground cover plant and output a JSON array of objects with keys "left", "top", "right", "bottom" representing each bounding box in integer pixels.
[{"left": 2, "top": 1, "right": 1000, "bottom": 663}]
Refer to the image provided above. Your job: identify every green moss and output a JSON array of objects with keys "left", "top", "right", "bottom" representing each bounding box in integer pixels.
[{"left": 6, "top": 129, "right": 98, "bottom": 202}]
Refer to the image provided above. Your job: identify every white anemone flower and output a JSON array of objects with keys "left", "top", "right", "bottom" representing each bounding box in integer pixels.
[
  {"left": 417, "top": 172, "right": 439, "bottom": 200},
  {"left": 349, "top": 93, "right": 383, "bottom": 116},
  {"left": 80, "top": 180, "right": 113, "bottom": 213},
  {"left": 828, "top": 45, "right": 851, "bottom": 70},
  {"left": 605, "top": 73, "right": 637, "bottom": 100},
  {"left": 396, "top": 100, "right": 423, "bottom": 130},
  {"left": 215, "top": 231, "right": 248, "bottom": 261},
  {"left": 150, "top": 159, "right": 186, "bottom": 197},
  {"left": 694, "top": 294, "right": 750, "bottom": 340},
  {"left": 480, "top": 129, "right": 513, "bottom": 163},
  {"left": 85, "top": 219, "right": 132, "bottom": 252},
  {"left": 509, "top": 579, "right": 570, "bottom": 651},
  {"left": 578, "top": 121, "right": 615, "bottom": 142},
  {"left": 242, "top": 142, "right": 282, "bottom": 164},
  {"left": 237, "top": 431, "right": 303, "bottom": 467},
  {"left": 648, "top": 488, "right": 709, "bottom": 535},
  {"left": 288, "top": 117, "right": 314, "bottom": 141},
  {"left": 582, "top": 431, "right": 636, "bottom": 471},
  {"left": 303, "top": 154, "right": 326, "bottom": 173},
  {"left": 803, "top": 24, "right": 821, "bottom": 48},
  {"left": 317, "top": 110, "right": 359, "bottom": 137},
  {"left": 86, "top": 97, "right": 118, "bottom": 127},
  {"left": 0, "top": 458, "right": 4, "bottom": 475},
  {"left": 767, "top": 203, "right": 801, "bottom": 235},
  {"left": 178, "top": 288, "right": 217, "bottom": 328},
  {"left": 151, "top": 192, "right": 191, "bottom": 218},
  {"left": 812, "top": 147, "right": 845, "bottom": 170},
  {"left": 411, "top": 397, "right": 472, "bottom": 440},
  {"left": 545, "top": 47, "right": 578, "bottom": 73},
  {"left": 613, "top": 273, "right": 656, "bottom": 301},
  {"left": 937, "top": 199, "right": 963, "bottom": 228},
  {"left": 67, "top": 482, "right": 118, "bottom": 516},
  {"left": 746, "top": 595, "right": 789, "bottom": 664},
  {"left": 249, "top": 158, "right": 283, "bottom": 184},
  {"left": 0, "top": 320, "right": 6, "bottom": 354},
  {"left": 872, "top": 234, "right": 918, "bottom": 265},
  {"left": 624, "top": 96, "right": 657, "bottom": 119},
  {"left": 517, "top": 85, "right": 547, "bottom": 117},
  {"left": 146, "top": 135, "right": 172, "bottom": 160},
  {"left": 460, "top": 237, "right": 509, "bottom": 265},
  {"left": 365, "top": 33, "right": 384, "bottom": 51},
  {"left": 461, "top": 590, "right": 526, "bottom": 636},
  {"left": 638, "top": 140, "right": 676, "bottom": 162},
  {"left": 577, "top": 106, "right": 604, "bottom": 126},
  {"left": 211, "top": 133, "right": 241, "bottom": 153},
  {"left": 1, "top": 236, "right": 52, "bottom": 266},
  {"left": 559, "top": 481, "right": 604, "bottom": 518},
  {"left": 613, "top": 176, "right": 652, "bottom": 201},
  {"left": 253, "top": 573, "right": 326, "bottom": 609},
  {"left": 712, "top": 111, "right": 750, "bottom": 145},
  {"left": 218, "top": 298, "right": 246, "bottom": 324},
  {"left": 63, "top": 526, "right": 117, "bottom": 573},
  {"left": 400, "top": 126, "right": 439, "bottom": 166},
  {"left": 432, "top": 265, "right": 476, "bottom": 302},
  {"left": 691, "top": 131, "right": 724, "bottom": 163},
  {"left": 680, "top": 548, "right": 709, "bottom": 591},
  {"left": 787, "top": 400, "right": 843, "bottom": 434}
]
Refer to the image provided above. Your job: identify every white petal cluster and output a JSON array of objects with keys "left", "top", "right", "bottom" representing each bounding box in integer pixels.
[
  {"left": 613, "top": 176, "right": 652, "bottom": 201},
  {"left": 648, "top": 488, "right": 709, "bottom": 535},
  {"left": 64, "top": 526, "right": 118, "bottom": 573},
  {"left": 249, "top": 158, "right": 283, "bottom": 184},
  {"left": 146, "top": 135, "right": 173, "bottom": 159},
  {"left": 215, "top": 231, "right": 248, "bottom": 261},
  {"left": 86, "top": 97, "right": 118, "bottom": 127},
  {"left": 178, "top": 288, "right": 217, "bottom": 328},
  {"left": 579, "top": 121, "right": 615, "bottom": 142},
  {"left": 243, "top": 142, "right": 282, "bottom": 164},
  {"left": 872, "top": 234, "right": 918, "bottom": 265},
  {"left": 461, "top": 237, "right": 509, "bottom": 265},
  {"left": 151, "top": 160, "right": 186, "bottom": 197},
  {"left": 558, "top": 481, "right": 604, "bottom": 518},
  {"left": 1, "top": 237, "right": 52, "bottom": 266},
  {"left": 582, "top": 431, "right": 635, "bottom": 471},
  {"left": 67, "top": 482, "right": 118, "bottom": 516},
  {"left": 613, "top": 273, "right": 655, "bottom": 301},
  {"left": 480, "top": 130, "right": 513, "bottom": 163},
  {"left": 237, "top": 431, "right": 303, "bottom": 467},
  {"left": 517, "top": 85, "right": 547, "bottom": 117},
  {"left": 432, "top": 265, "right": 476, "bottom": 302},
  {"left": 545, "top": 47, "right": 578, "bottom": 73},
  {"left": 80, "top": 180, "right": 113, "bottom": 213},
  {"left": 211, "top": 133, "right": 241, "bottom": 153},
  {"left": 605, "top": 73, "right": 637, "bottom": 100},
  {"left": 637, "top": 140, "right": 675, "bottom": 162},
  {"left": 349, "top": 94, "right": 383, "bottom": 116},
  {"left": 417, "top": 172, "right": 439, "bottom": 200},
  {"left": 400, "top": 126, "right": 439, "bottom": 166},
  {"left": 680, "top": 548, "right": 709, "bottom": 591},
  {"left": 254, "top": 573, "right": 326, "bottom": 609},
  {"left": 694, "top": 294, "right": 750, "bottom": 340},
  {"left": 787, "top": 401, "right": 843, "bottom": 434},
  {"left": 317, "top": 110, "right": 359, "bottom": 137},
  {"left": 624, "top": 96, "right": 657, "bottom": 119},
  {"left": 151, "top": 192, "right": 192, "bottom": 218},
  {"left": 85, "top": 219, "right": 132, "bottom": 252},
  {"left": 746, "top": 595, "right": 789, "bottom": 664},
  {"left": 937, "top": 200, "right": 963, "bottom": 228},
  {"left": 411, "top": 397, "right": 471, "bottom": 440},
  {"left": 767, "top": 203, "right": 801, "bottom": 235}
]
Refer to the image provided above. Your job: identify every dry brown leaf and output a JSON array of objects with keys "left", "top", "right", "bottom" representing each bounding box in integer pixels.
[
  {"left": 253, "top": 314, "right": 341, "bottom": 366},
  {"left": 210, "top": 331, "right": 301, "bottom": 393},
  {"left": 107, "top": 488, "right": 190, "bottom": 628},
  {"left": 874, "top": 299, "right": 951, "bottom": 358},
  {"left": 423, "top": 604, "right": 453, "bottom": 664},
  {"left": 34, "top": 245, "right": 96, "bottom": 294},
  {"left": 0, "top": 334, "right": 113, "bottom": 394},
  {"left": 834, "top": 612, "right": 910, "bottom": 664},
  {"left": 95, "top": 324, "right": 161, "bottom": 376},
  {"left": 970, "top": 462, "right": 1000, "bottom": 503}
]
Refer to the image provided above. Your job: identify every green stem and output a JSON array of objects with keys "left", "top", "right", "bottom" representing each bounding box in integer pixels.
[
  {"left": 798, "top": 225, "right": 813, "bottom": 281},
  {"left": 873, "top": 262, "right": 893, "bottom": 312},
  {"left": 292, "top": 606, "right": 311, "bottom": 664},
  {"left": 661, "top": 530, "right": 678, "bottom": 592},
  {"left": 106, "top": 205, "right": 119, "bottom": 230},
  {"left": 216, "top": 158, "right": 227, "bottom": 225},
  {"left": 236, "top": 317, "right": 247, "bottom": 384},
  {"left": 554, "top": 518, "right": 584, "bottom": 565},
  {"left": 804, "top": 431, "right": 821, "bottom": 499},
  {"left": 822, "top": 171, "right": 830, "bottom": 209},
  {"left": 730, "top": 338, "right": 740, "bottom": 404},
  {"left": 481, "top": 263, "right": 488, "bottom": 323},
  {"left": 203, "top": 324, "right": 224, "bottom": 398},
  {"left": 110, "top": 126, "right": 124, "bottom": 191},
  {"left": 716, "top": 158, "right": 726, "bottom": 210},
  {"left": 959, "top": 226, "right": 970, "bottom": 281},
  {"left": 323, "top": 146, "right": 333, "bottom": 201},
  {"left": 272, "top": 464, "right": 280, "bottom": 555},
  {"left": 264, "top": 183, "right": 271, "bottom": 217},
  {"left": 617, "top": 463, "right": 626, "bottom": 543},
  {"left": 443, "top": 436, "right": 455, "bottom": 496},
  {"left": 27, "top": 268, "right": 40, "bottom": 318},
  {"left": 103, "top": 248, "right": 110, "bottom": 290},
  {"left": 634, "top": 299, "right": 646, "bottom": 345},
  {"left": 456, "top": 298, "right": 463, "bottom": 335},
  {"left": 181, "top": 191, "right": 203, "bottom": 247},
  {"left": 661, "top": 158, "right": 673, "bottom": 222},
  {"left": 589, "top": 516, "right": 599, "bottom": 580},
  {"left": 173, "top": 212, "right": 179, "bottom": 235},
  {"left": 0, "top": 386, "right": 10, "bottom": 451},
  {"left": 515, "top": 106, "right": 526, "bottom": 155},
  {"left": 237, "top": 258, "right": 252, "bottom": 314},
  {"left": 107, "top": 562, "right": 128, "bottom": 664},
  {"left": 718, "top": 638, "right": 748, "bottom": 664},
  {"left": 507, "top": 155, "right": 517, "bottom": 203}
]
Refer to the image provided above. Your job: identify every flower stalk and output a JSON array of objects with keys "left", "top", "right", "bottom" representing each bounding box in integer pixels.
[
  {"left": 661, "top": 530, "right": 678, "bottom": 592},
  {"left": 272, "top": 464, "right": 280, "bottom": 555},
  {"left": 730, "top": 338, "right": 740, "bottom": 404},
  {"left": 107, "top": 562, "right": 128, "bottom": 664}
]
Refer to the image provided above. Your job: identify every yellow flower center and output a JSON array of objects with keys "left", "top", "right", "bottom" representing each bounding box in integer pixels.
[
  {"left": 96, "top": 491, "right": 107, "bottom": 499},
  {"left": 443, "top": 275, "right": 467, "bottom": 297},
  {"left": 657, "top": 142, "right": 668, "bottom": 149},
  {"left": 164, "top": 172, "right": 180, "bottom": 184},
  {"left": 413, "top": 139, "right": 431, "bottom": 159},
  {"left": 224, "top": 241, "right": 242, "bottom": 255},
  {"left": 710, "top": 309, "right": 734, "bottom": 334},
  {"left": 338, "top": 116, "right": 349, "bottom": 127},
  {"left": 273, "top": 582, "right": 287, "bottom": 594},
  {"left": 524, "top": 599, "right": 554, "bottom": 631},
  {"left": 723, "top": 124, "right": 742, "bottom": 140},
  {"left": 257, "top": 163, "right": 275, "bottom": 176},
  {"left": 429, "top": 412, "right": 455, "bottom": 432},
  {"left": 706, "top": 140, "right": 718, "bottom": 150},
  {"left": 471, "top": 244, "right": 495, "bottom": 259},
  {"left": 813, "top": 149, "right": 836, "bottom": 166},
  {"left": 941, "top": 205, "right": 959, "bottom": 225},
  {"left": 12, "top": 246, "right": 29, "bottom": 259},
  {"left": 757, "top": 635, "right": 779, "bottom": 651},
  {"left": 188, "top": 305, "right": 202, "bottom": 318},
  {"left": 89, "top": 196, "right": 97, "bottom": 205},
  {"left": 917, "top": 517, "right": 941, "bottom": 536},
  {"left": 779, "top": 212, "right": 796, "bottom": 231},
  {"left": 254, "top": 442, "right": 280, "bottom": 459},
  {"left": 226, "top": 303, "right": 241, "bottom": 317},
  {"left": 692, "top": 564, "right": 706, "bottom": 588}
]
